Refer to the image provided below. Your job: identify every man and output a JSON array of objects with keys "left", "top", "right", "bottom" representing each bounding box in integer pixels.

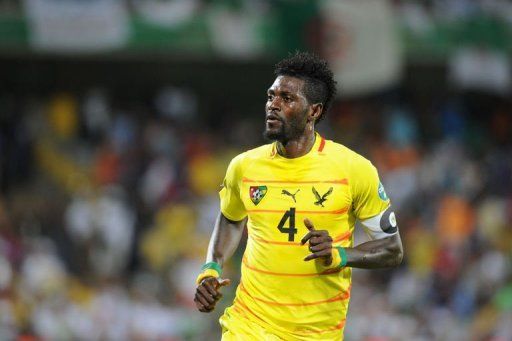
[{"left": 194, "top": 52, "right": 403, "bottom": 340}]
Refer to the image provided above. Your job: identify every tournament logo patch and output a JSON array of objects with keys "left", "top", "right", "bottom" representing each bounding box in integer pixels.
[
  {"left": 250, "top": 186, "right": 267, "bottom": 205},
  {"left": 378, "top": 182, "right": 389, "bottom": 201}
]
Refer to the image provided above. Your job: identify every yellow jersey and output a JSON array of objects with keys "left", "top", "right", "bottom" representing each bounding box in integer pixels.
[{"left": 218, "top": 133, "right": 390, "bottom": 340}]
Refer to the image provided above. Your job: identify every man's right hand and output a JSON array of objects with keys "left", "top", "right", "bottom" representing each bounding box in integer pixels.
[{"left": 194, "top": 276, "right": 231, "bottom": 313}]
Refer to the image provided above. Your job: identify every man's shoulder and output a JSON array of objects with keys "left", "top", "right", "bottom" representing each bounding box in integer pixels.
[
  {"left": 230, "top": 143, "right": 274, "bottom": 165},
  {"left": 323, "top": 138, "right": 369, "bottom": 164},
  {"left": 244, "top": 143, "right": 274, "bottom": 157},
  {"left": 324, "top": 139, "right": 378, "bottom": 188}
]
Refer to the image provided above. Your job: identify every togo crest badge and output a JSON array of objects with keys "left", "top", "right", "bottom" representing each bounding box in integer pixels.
[
  {"left": 250, "top": 186, "right": 267, "bottom": 205},
  {"left": 378, "top": 182, "right": 389, "bottom": 201}
]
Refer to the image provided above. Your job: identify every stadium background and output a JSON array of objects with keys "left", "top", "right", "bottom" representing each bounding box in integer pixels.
[{"left": 0, "top": 1, "right": 511, "bottom": 340}]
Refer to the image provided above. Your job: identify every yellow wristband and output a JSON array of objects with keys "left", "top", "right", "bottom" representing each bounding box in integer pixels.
[
  {"left": 196, "top": 269, "right": 220, "bottom": 285},
  {"left": 331, "top": 247, "right": 342, "bottom": 268}
]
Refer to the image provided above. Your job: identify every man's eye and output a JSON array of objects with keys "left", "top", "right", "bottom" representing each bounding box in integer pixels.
[
  {"left": 267, "top": 95, "right": 274, "bottom": 101},
  {"left": 284, "top": 97, "right": 292, "bottom": 102}
]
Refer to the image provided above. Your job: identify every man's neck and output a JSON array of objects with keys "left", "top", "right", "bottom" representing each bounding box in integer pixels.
[{"left": 276, "top": 130, "right": 316, "bottom": 159}]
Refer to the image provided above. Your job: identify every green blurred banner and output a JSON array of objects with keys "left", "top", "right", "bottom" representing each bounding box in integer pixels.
[
  {"left": 2, "top": 0, "right": 316, "bottom": 57},
  {"left": 0, "top": 1, "right": 511, "bottom": 60}
]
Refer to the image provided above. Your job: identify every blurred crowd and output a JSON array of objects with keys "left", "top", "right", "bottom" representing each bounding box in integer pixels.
[
  {"left": 0, "top": 80, "right": 511, "bottom": 341},
  {"left": 0, "top": 86, "right": 238, "bottom": 340}
]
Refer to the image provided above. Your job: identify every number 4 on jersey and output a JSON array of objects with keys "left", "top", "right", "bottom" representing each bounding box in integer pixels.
[{"left": 277, "top": 208, "right": 297, "bottom": 241}]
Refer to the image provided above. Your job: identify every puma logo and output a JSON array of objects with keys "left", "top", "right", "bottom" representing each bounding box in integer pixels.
[
  {"left": 281, "top": 189, "right": 300, "bottom": 203},
  {"left": 312, "top": 187, "right": 333, "bottom": 207}
]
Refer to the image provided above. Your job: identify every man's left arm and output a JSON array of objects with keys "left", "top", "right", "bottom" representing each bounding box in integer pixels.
[
  {"left": 301, "top": 212, "right": 403, "bottom": 269},
  {"left": 343, "top": 158, "right": 404, "bottom": 269},
  {"left": 345, "top": 205, "right": 403, "bottom": 268},
  {"left": 343, "top": 233, "right": 403, "bottom": 269}
]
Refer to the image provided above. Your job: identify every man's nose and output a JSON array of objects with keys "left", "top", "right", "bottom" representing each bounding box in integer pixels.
[{"left": 267, "top": 97, "right": 281, "bottom": 112}]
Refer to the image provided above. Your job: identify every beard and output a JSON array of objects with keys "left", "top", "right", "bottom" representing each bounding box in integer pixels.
[{"left": 263, "top": 110, "right": 308, "bottom": 143}]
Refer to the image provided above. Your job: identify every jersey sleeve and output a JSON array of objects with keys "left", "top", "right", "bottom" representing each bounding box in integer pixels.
[
  {"left": 351, "top": 157, "right": 390, "bottom": 220},
  {"left": 219, "top": 153, "right": 247, "bottom": 221}
]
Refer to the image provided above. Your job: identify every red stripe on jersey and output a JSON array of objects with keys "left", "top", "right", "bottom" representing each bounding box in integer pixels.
[
  {"left": 246, "top": 207, "right": 349, "bottom": 215},
  {"left": 299, "top": 320, "right": 346, "bottom": 334},
  {"left": 242, "top": 177, "right": 348, "bottom": 185},
  {"left": 242, "top": 256, "right": 341, "bottom": 277},
  {"left": 249, "top": 234, "right": 302, "bottom": 246},
  {"left": 234, "top": 298, "right": 268, "bottom": 325},
  {"left": 318, "top": 136, "right": 326, "bottom": 152},
  {"left": 249, "top": 231, "right": 350, "bottom": 246},
  {"left": 236, "top": 297, "right": 346, "bottom": 335},
  {"left": 239, "top": 281, "right": 349, "bottom": 307},
  {"left": 231, "top": 304, "right": 249, "bottom": 319},
  {"left": 333, "top": 230, "right": 352, "bottom": 243}
]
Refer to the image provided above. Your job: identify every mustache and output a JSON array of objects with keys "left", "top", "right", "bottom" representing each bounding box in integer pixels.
[{"left": 265, "top": 112, "right": 283, "bottom": 122}]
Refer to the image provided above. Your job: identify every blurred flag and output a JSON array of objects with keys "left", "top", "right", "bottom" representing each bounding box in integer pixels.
[
  {"left": 207, "top": 4, "right": 265, "bottom": 58},
  {"left": 24, "top": 0, "right": 129, "bottom": 53},
  {"left": 320, "top": 0, "right": 403, "bottom": 95},
  {"left": 449, "top": 47, "right": 511, "bottom": 95},
  {"left": 132, "top": 0, "right": 199, "bottom": 28}
]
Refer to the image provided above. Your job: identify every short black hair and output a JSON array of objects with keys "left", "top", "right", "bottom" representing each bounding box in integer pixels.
[{"left": 274, "top": 51, "right": 337, "bottom": 123}]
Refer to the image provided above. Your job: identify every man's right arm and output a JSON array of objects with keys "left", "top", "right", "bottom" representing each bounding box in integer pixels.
[
  {"left": 194, "top": 212, "right": 246, "bottom": 313},
  {"left": 206, "top": 213, "right": 247, "bottom": 267}
]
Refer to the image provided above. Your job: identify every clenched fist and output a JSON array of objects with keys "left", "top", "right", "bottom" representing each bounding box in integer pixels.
[{"left": 194, "top": 276, "right": 231, "bottom": 313}]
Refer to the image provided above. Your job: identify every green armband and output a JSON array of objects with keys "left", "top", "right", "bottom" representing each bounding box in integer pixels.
[
  {"left": 200, "top": 262, "right": 223, "bottom": 276},
  {"left": 335, "top": 247, "right": 348, "bottom": 268}
]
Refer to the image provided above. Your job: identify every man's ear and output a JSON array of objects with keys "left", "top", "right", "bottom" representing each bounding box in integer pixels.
[{"left": 309, "top": 103, "right": 323, "bottom": 122}]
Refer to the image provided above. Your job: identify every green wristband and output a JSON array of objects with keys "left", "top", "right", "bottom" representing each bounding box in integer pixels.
[
  {"left": 336, "top": 247, "right": 347, "bottom": 268},
  {"left": 201, "top": 262, "right": 223, "bottom": 276}
]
